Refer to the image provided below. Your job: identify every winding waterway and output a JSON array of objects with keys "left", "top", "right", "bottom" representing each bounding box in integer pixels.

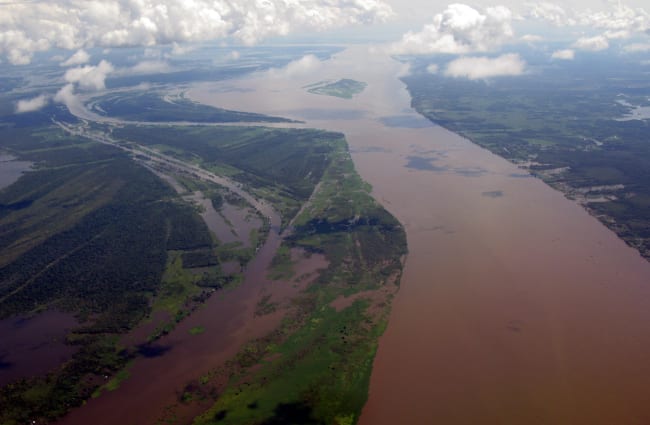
[{"left": 187, "top": 46, "right": 650, "bottom": 424}]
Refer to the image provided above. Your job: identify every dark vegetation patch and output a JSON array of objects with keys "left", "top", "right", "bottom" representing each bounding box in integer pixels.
[
  {"left": 181, "top": 250, "right": 220, "bottom": 269},
  {"left": 92, "top": 92, "right": 294, "bottom": 124},
  {"left": 0, "top": 125, "right": 217, "bottom": 424},
  {"left": 306, "top": 79, "right": 367, "bottom": 100},
  {"left": 112, "top": 125, "right": 343, "bottom": 224}
]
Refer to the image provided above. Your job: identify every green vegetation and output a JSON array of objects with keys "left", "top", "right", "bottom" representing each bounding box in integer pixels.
[
  {"left": 192, "top": 133, "right": 407, "bottom": 425},
  {"left": 112, "top": 125, "right": 343, "bottom": 225},
  {"left": 91, "top": 92, "right": 294, "bottom": 123},
  {"left": 92, "top": 361, "right": 135, "bottom": 398},
  {"left": 403, "top": 57, "right": 650, "bottom": 259},
  {"left": 190, "top": 326, "right": 206, "bottom": 336},
  {"left": 0, "top": 124, "right": 222, "bottom": 424},
  {"left": 306, "top": 79, "right": 367, "bottom": 99},
  {"left": 267, "top": 245, "right": 295, "bottom": 281}
]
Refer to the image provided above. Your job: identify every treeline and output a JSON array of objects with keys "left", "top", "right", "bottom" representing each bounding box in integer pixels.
[
  {"left": 112, "top": 126, "right": 342, "bottom": 201},
  {"left": 95, "top": 92, "right": 292, "bottom": 123}
]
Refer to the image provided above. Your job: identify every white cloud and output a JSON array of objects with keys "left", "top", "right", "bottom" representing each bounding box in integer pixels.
[
  {"left": 526, "top": 2, "right": 575, "bottom": 26},
  {"left": 229, "top": 50, "right": 240, "bottom": 60},
  {"left": 551, "top": 49, "right": 575, "bottom": 59},
  {"left": 526, "top": 3, "right": 649, "bottom": 44},
  {"left": 267, "top": 54, "right": 322, "bottom": 78},
  {"left": 391, "top": 4, "right": 514, "bottom": 55},
  {"left": 60, "top": 49, "right": 90, "bottom": 67},
  {"left": 125, "top": 60, "right": 171, "bottom": 75},
  {"left": 623, "top": 42, "right": 650, "bottom": 52},
  {"left": 426, "top": 63, "right": 439, "bottom": 73},
  {"left": 168, "top": 42, "right": 196, "bottom": 57},
  {"left": 521, "top": 34, "right": 544, "bottom": 42},
  {"left": 573, "top": 35, "right": 609, "bottom": 51},
  {"left": 603, "top": 29, "right": 631, "bottom": 39},
  {"left": 64, "top": 60, "right": 114, "bottom": 91},
  {"left": 0, "top": 0, "right": 392, "bottom": 65},
  {"left": 578, "top": 5, "right": 650, "bottom": 34},
  {"left": 444, "top": 53, "right": 526, "bottom": 80},
  {"left": 15, "top": 94, "right": 49, "bottom": 113},
  {"left": 54, "top": 83, "right": 82, "bottom": 110}
]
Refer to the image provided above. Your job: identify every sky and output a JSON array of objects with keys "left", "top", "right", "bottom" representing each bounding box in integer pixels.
[
  {"left": 1, "top": 0, "right": 648, "bottom": 66},
  {"left": 2, "top": 0, "right": 649, "bottom": 112}
]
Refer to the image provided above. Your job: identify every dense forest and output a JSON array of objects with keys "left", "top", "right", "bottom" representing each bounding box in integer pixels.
[{"left": 0, "top": 124, "right": 218, "bottom": 423}]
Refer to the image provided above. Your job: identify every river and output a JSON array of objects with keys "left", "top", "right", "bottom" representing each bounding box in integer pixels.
[{"left": 187, "top": 45, "right": 650, "bottom": 424}]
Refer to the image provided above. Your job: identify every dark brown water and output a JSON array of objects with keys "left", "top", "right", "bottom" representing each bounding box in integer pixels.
[
  {"left": 189, "top": 46, "right": 650, "bottom": 425},
  {"left": 0, "top": 311, "right": 78, "bottom": 386}
]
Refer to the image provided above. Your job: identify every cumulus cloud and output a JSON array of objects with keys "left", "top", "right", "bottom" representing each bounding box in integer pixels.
[
  {"left": 551, "top": 49, "right": 575, "bottom": 60},
  {"left": 521, "top": 34, "right": 544, "bottom": 43},
  {"left": 578, "top": 5, "right": 650, "bottom": 34},
  {"left": 125, "top": 60, "right": 171, "bottom": 75},
  {"left": 60, "top": 49, "right": 90, "bottom": 67},
  {"left": 524, "top": 2, "right": 650, "bottom": 51},
  {"left": 444, "top": 53, "right": 526, "bottom": 80},
  {"left": 526, "top": 2, "right": 575, "bottom": 26},
  {"left": 15, "top": 94, "right": 49, "bottom": 113},
  {"left": 64, "top": 60, "right": 114, "bottom": 91},
  {"left": 526, "top": 3, "right": 649, "bottom": 44},
  {"left": 391, "top": 4, "right": 514, "bottom": 55},
  {"left": 267, "top": 54, "right": 322, "bottom": 78},
  {"left": 603, "top": 29, "right": 631, "bottom": 39},
  {"left": 0, "top": 0, "right": 392, "bottom": 65},
  {"left": 426, "top": 64, "right": 439, "bottom": 74},
  {"left": 168, "top": 43, "right": 196, "bottom": 57},
  {"left": 624, "top": 43, "right": 650, "bottom": 52},
  {"left": 54, "top": 83, "right": 83, "bottom": 110},
  {"left": 573, "top": 35, "right": 609, "bottom": 51}
]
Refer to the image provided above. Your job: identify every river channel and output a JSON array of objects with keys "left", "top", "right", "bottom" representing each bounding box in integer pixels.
[{"left": 188, "top": 45, "right": 650, "bottom": 425}]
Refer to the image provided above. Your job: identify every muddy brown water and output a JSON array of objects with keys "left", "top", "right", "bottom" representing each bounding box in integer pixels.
[
  {"left": 187, "top": 46, "right": 650, "bottom": 425},
  {"left": 0, "top": 311, "right": 78, "bottom": 386}
]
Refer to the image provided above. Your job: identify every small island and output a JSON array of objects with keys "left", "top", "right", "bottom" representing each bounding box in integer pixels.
[{"left": 306, "top": 78, "right": 367, "bottom": 99}]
